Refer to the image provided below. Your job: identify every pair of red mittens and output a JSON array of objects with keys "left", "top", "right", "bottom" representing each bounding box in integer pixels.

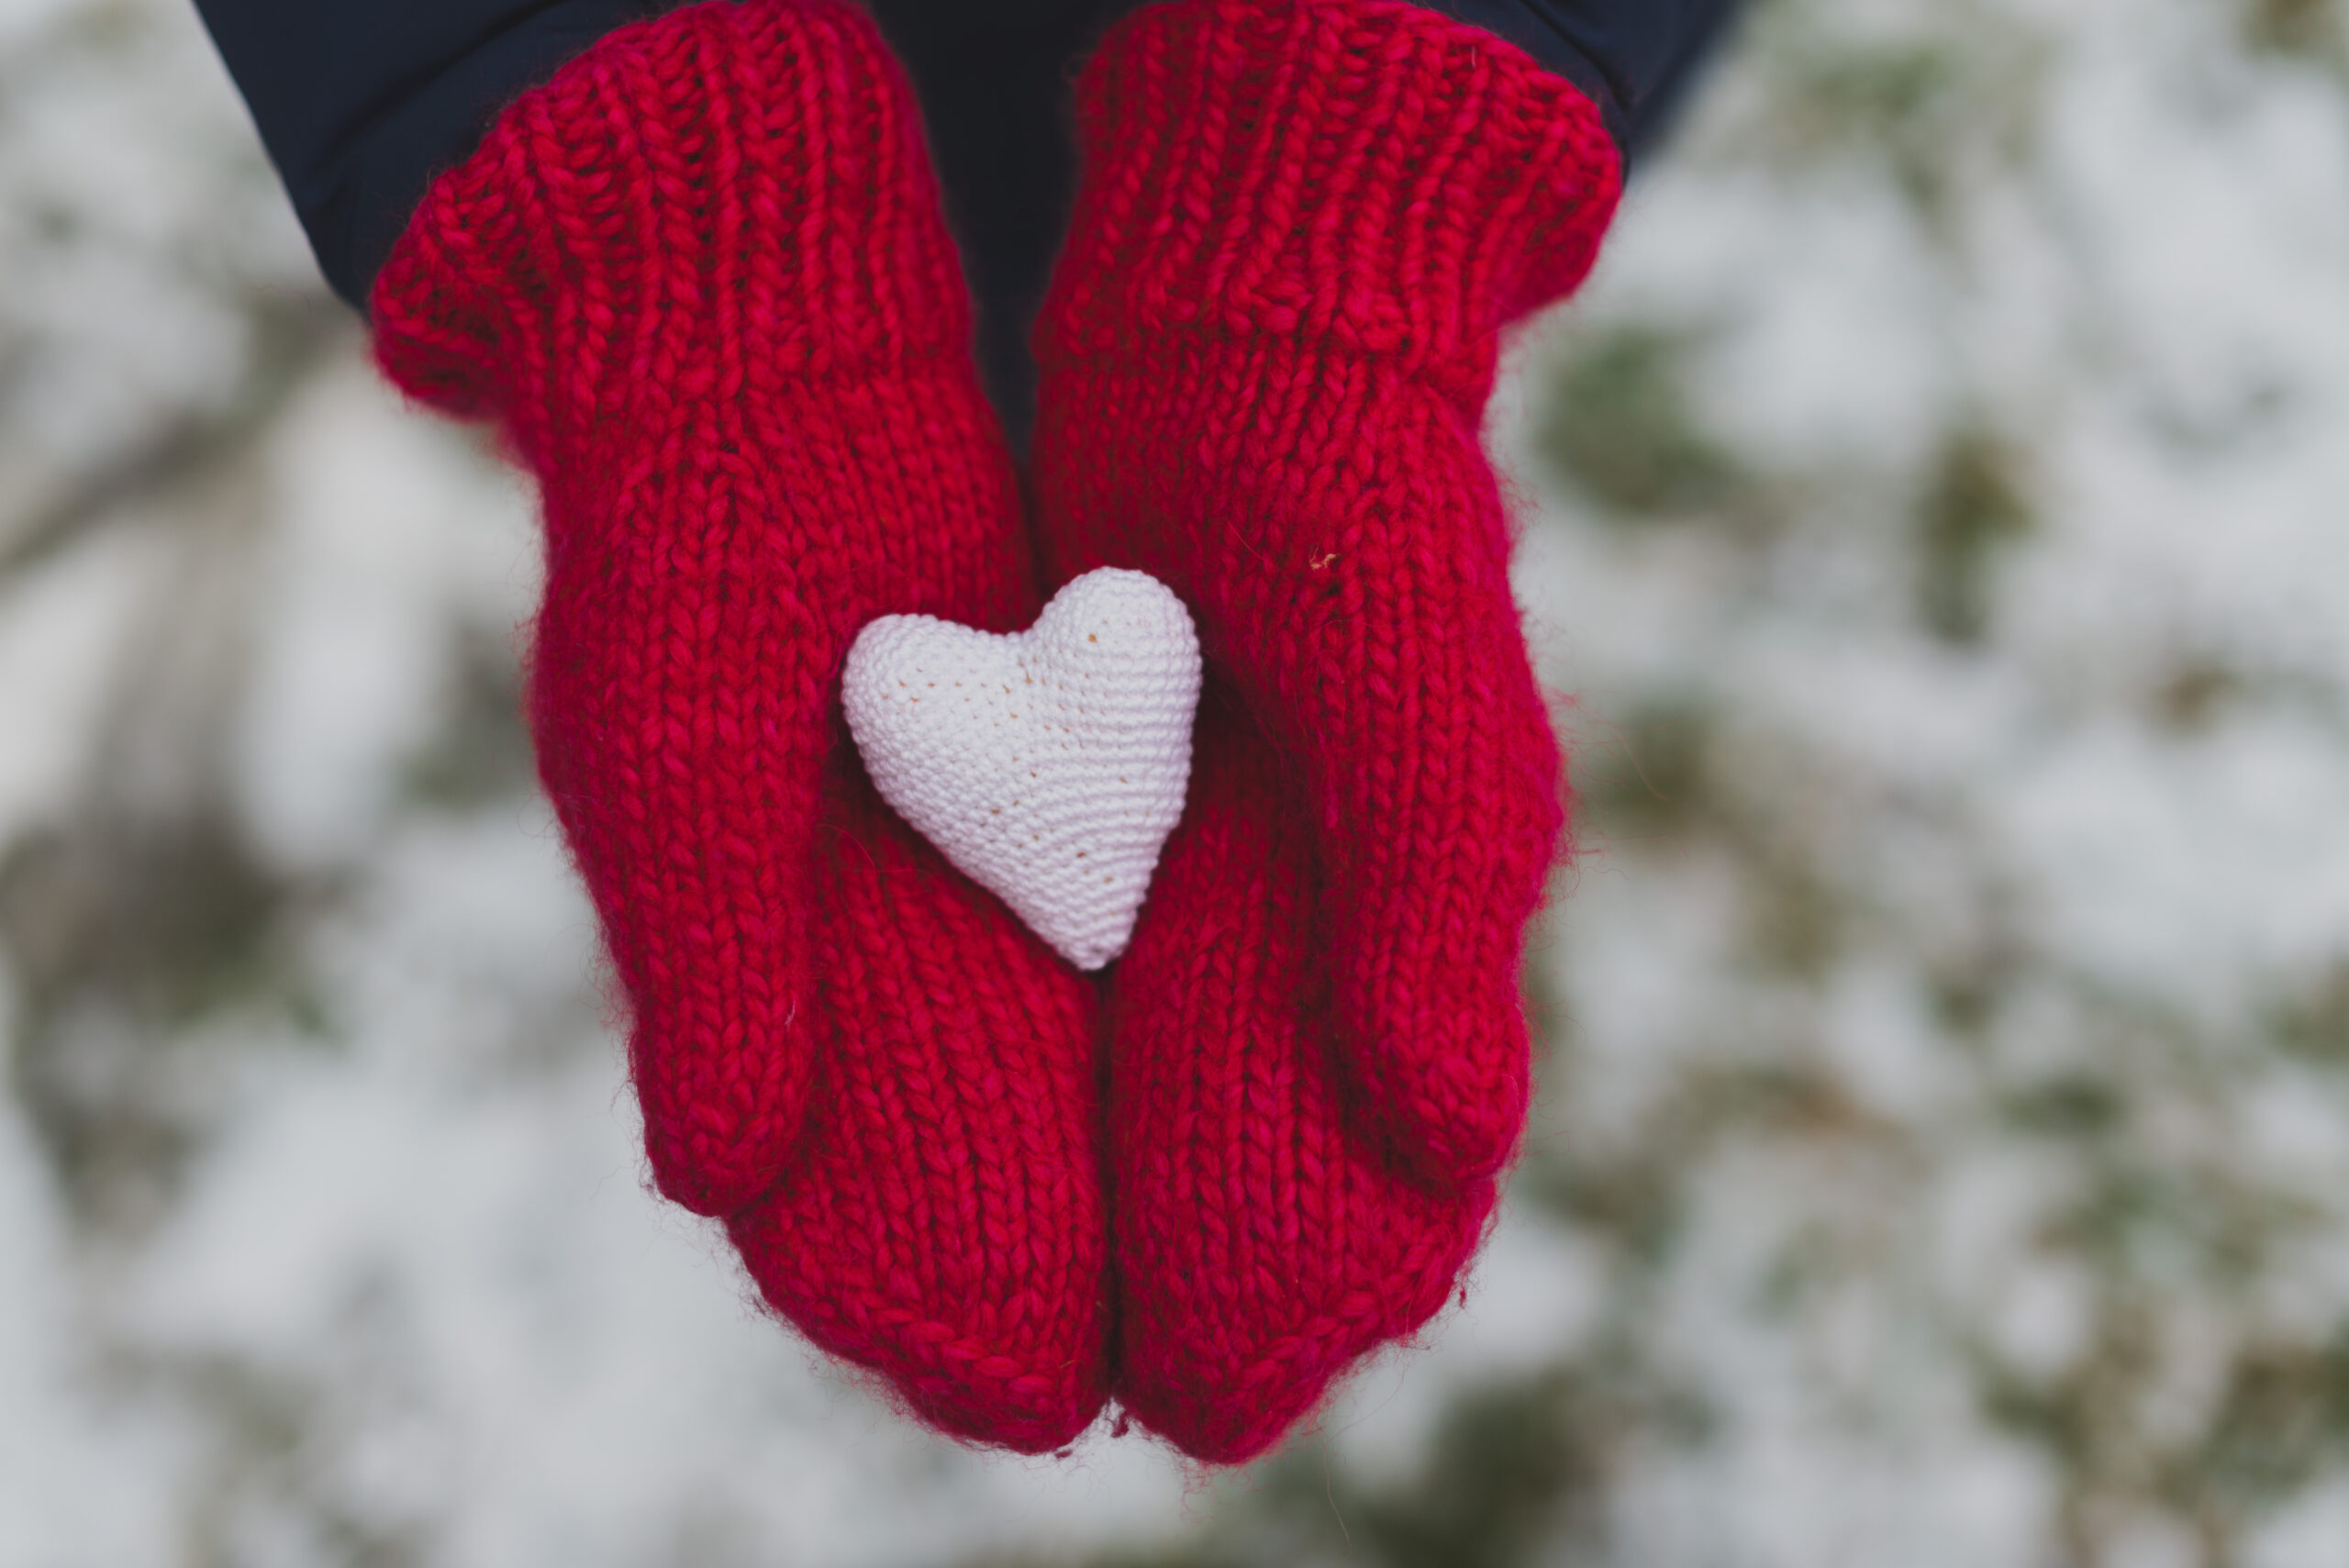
[{"left": 373, "top": 0, "right": 1617, "bottom": 1462}]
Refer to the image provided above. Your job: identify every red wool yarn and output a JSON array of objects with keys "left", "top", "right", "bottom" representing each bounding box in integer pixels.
[
  {"left": 1033, "top": 0, "right": 1621, "bottom": 1461},
  {"left": 371, "top": 0, "right": 1108, "bottom": 1451}
]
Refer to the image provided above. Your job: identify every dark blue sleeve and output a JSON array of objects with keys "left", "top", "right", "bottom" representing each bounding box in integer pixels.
[
  {"left": 1423, "top": 0, "right": 1743, "bottom": 160},
  {"left": 191, "top": 0, "right": 673, "bottom": 309},
  {"left": 192, "top": 0, "right": 1739, "bottom": 320}
]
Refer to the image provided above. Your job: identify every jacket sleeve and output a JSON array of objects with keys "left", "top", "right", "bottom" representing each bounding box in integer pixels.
[
  {"left": 1419, "top": 0, "right": 1742, "bottom": 159},
  {"left": 192, "top": 0, "right": 675, "bottom": 309},
  {"left": 194, "top": 0, "right": 1742, "bottom": 314}
]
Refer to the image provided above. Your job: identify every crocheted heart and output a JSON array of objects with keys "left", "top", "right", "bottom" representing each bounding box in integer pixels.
[{"left": 842, "top": 568, "right": 1201, "bottom": 970}]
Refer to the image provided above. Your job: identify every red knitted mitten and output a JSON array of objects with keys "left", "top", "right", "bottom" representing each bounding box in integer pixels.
[
  {"left": 1033, "top": 0, "right": 1620, "bottom": 1459},
  {"left": 373, "top": 0, "right": 1107, "bottom": 1449}
]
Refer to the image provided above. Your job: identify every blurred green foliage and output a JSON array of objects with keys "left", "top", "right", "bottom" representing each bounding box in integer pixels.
[
  {"left": 979, "top": 1362, "right": 1697, "bottom": 1568},
  {"left": 1915, "top": 423, "right": 2034, "bottom": 645},
  {"left": 1531, "top": 328, "right": 1742, "bottom": 521},
  {"left": 2243, "top": 0, "right": 2349, "bottom": 65}
]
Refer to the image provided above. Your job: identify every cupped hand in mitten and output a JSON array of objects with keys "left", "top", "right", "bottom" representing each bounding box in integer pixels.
[
  {"left": 1025, "top": 0, "right": 1619, "bottom": 1460},
  {"left": 366, "top": 0, "right": 1118, "bottom": 1464},
  {"left": 371, "top": 0, "right": 1091, "bottom": 1220},
  {"left": 1035, "top": 361, "right": 1564, "bottom": 1189},
  {"left": 373, "top": 0, "right": 1111, "bottom": 1451},
  {"left": 1031, "top": 0, "right": 1619, "bottom": 1192}
]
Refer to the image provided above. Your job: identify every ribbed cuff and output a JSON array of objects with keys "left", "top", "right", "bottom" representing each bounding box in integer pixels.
[
  {"left": 1037, "top": 0, "right": 1622, "bottom": 375},
  {"left": 373, "top": 0, "right": 973, "bottom": 424}
]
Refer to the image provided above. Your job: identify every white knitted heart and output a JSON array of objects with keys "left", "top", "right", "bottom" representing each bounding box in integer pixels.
[{"left": 841, "top": 568, "right": 1201, "bottom": 971}]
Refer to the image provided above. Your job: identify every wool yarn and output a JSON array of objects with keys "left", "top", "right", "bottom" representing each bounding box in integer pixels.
[
  {"left": 843, "top": 568, "right": 1202, "bottom": 972},
  {"left": 1032, "top": 0, "right": 1621, "bottom": 1460},
  {"left": 372, "top": 0, "right": 1108, "bottom": 1451}
]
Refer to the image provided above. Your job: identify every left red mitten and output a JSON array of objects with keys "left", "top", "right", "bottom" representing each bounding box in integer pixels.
[{"left": 373, "top": 0, "right": 1108, "bottom": 1449}]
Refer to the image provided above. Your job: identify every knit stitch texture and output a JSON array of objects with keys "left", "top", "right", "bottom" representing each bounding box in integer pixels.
[
  {"left": 1033, "top": 0, "right": 1621, "bottom": 1461},
  {"left": 371, "top": 0, "right": 1108, "bottom": 1451}
]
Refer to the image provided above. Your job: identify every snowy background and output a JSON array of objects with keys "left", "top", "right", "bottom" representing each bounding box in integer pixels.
[{"left": 3, "top": 0, "right": 2348, "bottom": 1562}]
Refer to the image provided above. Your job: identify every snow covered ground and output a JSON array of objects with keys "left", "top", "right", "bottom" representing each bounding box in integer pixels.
[{"left": 2, "top": 0, "right": 2346, "bottom": 1563}]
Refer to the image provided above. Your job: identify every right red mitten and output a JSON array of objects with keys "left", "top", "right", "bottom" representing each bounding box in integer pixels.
[
  {"left": 1032, "top": 0, "right": 1620, "bottom": 1459},
  {"left": 373, "top": 0, "right": 1108, "bottom": 1450}
]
